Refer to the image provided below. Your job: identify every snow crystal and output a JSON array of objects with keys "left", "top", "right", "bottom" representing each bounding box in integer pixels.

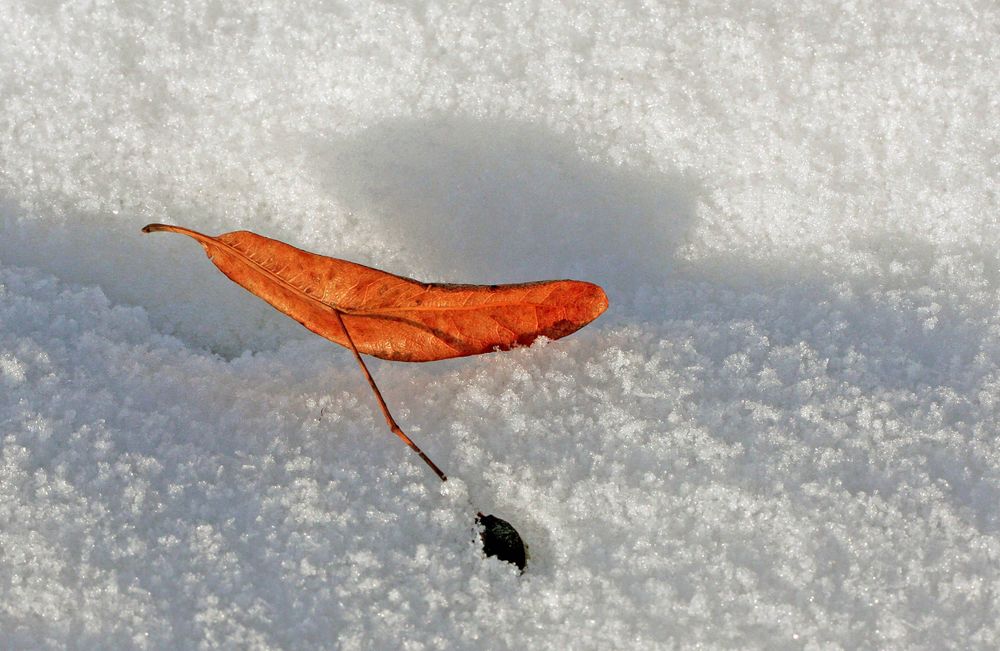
[{"left": 1, "top": 0, "right": 999, "bottom": 648}]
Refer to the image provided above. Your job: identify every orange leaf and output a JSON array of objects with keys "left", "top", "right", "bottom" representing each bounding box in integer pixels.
[{"left": 142, "top": 224, "right": 608, "bottom": 362}]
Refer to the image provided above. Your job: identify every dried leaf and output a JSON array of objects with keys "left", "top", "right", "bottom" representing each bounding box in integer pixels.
[
  {"left": 141, "top": 224, "right": 608, "bottom": 362},
  {"left": 143, "top": 223, "right": 606, "bottom": 563}
]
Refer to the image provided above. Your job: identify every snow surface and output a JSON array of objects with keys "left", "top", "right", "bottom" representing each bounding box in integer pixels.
[{"left": 1, "top": 1, "right": 999, "bottom": 648}]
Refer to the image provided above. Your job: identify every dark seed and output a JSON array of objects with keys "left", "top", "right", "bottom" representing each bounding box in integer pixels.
[{"left": 477, "top": 512, "right": 527, "bottom": 572}]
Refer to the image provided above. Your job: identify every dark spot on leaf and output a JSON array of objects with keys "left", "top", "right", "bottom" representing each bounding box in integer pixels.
[
  {"left": 543, "top": 318, "right": 581, "bottom": 339},
  {"left": 477, "top": 512, "right": 527, "bottom": 573}
]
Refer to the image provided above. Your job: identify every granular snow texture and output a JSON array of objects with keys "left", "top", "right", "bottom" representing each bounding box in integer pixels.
[{"left": 1, "top": 1, "right": 999, "bottom": 649}]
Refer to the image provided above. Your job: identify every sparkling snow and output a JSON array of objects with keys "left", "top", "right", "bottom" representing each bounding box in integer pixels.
[{"left": 1, "top": 1, "right": 998, "bottom": 648}]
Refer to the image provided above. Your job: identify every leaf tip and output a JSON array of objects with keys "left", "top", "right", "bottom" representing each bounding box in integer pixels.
[
  {"left": 141, "top": 223, "right": 166, "bottom": 234},
  {"left": 594, "top": 284, "right": 609, "bottom": 314}
]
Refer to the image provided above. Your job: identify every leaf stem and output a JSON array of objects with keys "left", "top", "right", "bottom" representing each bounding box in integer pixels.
[{"left": 333, "top": 310, "right": 448, "bottom": 482}]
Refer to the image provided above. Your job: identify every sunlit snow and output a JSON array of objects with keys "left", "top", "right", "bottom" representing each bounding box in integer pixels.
[{"left": 1, "top": 1, "right": 998, "bottom": 648}]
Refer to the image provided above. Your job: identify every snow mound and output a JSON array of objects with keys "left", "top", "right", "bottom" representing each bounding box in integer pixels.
[{"left": 2, "top": 0, "right": 999, "bottom": 648}]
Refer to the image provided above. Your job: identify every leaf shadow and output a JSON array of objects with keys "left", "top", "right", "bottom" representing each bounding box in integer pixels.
[{"left": 305, "top": 116, "right": 700, "bottom": 317}]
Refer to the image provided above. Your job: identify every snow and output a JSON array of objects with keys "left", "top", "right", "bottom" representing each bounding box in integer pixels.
[{"left": 1, "top": 0, "right": 999, "bottom": 648}]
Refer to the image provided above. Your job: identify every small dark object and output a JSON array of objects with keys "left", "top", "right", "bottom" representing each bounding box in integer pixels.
[{"left": 477, "top": 512, "right": 527, "bottom": 572}]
